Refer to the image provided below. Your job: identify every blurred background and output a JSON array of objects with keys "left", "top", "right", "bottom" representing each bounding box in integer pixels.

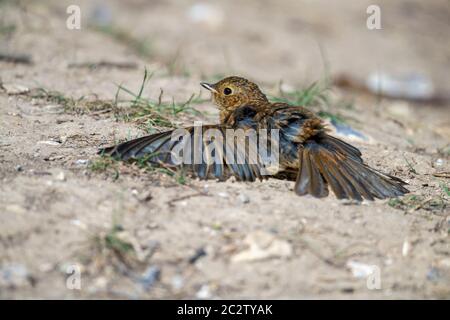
[
  {"left": 1, "top": 0, "right": 449, "bottom": 299},
  {"left": 2, "top": 0, "right": 450, "bottom": 90}
]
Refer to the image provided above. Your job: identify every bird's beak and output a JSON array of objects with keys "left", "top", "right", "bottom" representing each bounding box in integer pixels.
[{"left": 200, "top": 82, "right": 218, "bottom": 94}]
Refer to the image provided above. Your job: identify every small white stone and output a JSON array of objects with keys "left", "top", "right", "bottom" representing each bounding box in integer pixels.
[
  {"left": 92, "top": 277, "right": 108, "bottom": 290},
  {"left": 70, "top": 219, "right": 88, "bottom": 230},
  {"left": 231, "top": 231, "right": 293, "bottom": 262},
  {"left": 1, "top": 83, "right": 29, "bottom": 95},
  {"left": 75, "top": 159, "right": 89, "bottom": 166},
  {"left": 346, "top": 260, "right": 377, "bottom": 278},
  {"left": 196, "top": 284, "right": 211, "bottom": 299},
  {"left": 402, "top": 239, "right": 410, "bottom": 257},
  {"left": 435, "top": 158, "right": 444, "bottom": 167},
  {"left": 238, "top": 193, "right": 250, "bottom": 204},
  {"left": 437, "top": 258, "right": 450, "bottom": 269},
  {"left": 171, "top": 274, "right": 184, "bottom": 291},
  {"left": 218, "top": 192, "right": 229, "bottom": 198},
  {"left": 55, "top": 171, "right": 66, "bottom": 181},
  {"left": 37, "top": 140, "right": 60, "bottom": 146}
]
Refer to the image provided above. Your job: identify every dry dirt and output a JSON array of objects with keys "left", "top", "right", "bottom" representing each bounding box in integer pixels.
[{"left": 0, "top": 0, "right": 449, "bottom": 299}]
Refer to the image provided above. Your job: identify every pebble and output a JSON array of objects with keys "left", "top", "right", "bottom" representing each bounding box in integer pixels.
[
  {"left": 136, "top": 190, "right": 153, "bottom": 202},
  {"left": 139, "top": 266, "right": 161, "bottom": 291},
  {"left": 426, "top": 267, "right": 441, "bottom": 282},
  {"left": 196, "top": 284, "right": 212, "bottom": 299},
  {"left": 144, "top": 240, "right": 160, "bottom": 257},
  {"left": 0, "top": 264, "right": 30, "bottom": 288},
  {"left": 402, "top": 238, "right": 410, "bottom": 257},
  {"left": 434, "top": 158, "right": 444, "bottom": 167},
  {"left": 6, "top": 204, "right": 26, "bottom": 214},
  {"left": 171, "top": 274, "right": 184, "bottom": 291},
  {"left": 75, "top": 159, "right": 90, "bottom": 166},
  {"left": 188, "top": 247, "right": 207, "bottom": 264},
  {"left": 346, "top": 260, "right": 377, "bottom": 278},
  {"left": 43, "top": 105, "right": 62, "bottom": 113},
  {"left": 231, "top": 231, "right": 293, "bottom": 262},
  {"left": 37, "top": 140, "right": 61, "bottom": 146},
  {"left": 217, "top": 192, "right": 229, "bottom": 198},
  {"left": 384, "top": 258, "right": 393, "bottom": 266},
  {"left": 436, "top": 258, "right": 450, "bottom": 269},
  {"left": 15, "top": 165, "right": 23, "bottom": 172},
  {"left": 55, "top": 171, "right": 66, "bottom": 181},
  {"left": 147, "top": 222, "right": 159, "bottom": 229},
  {"left": 47, "top": 155, "right": 64, "bottom": 161},
  {"left": 70, "top": 219, "right": 88, "bottom": 230},
  {"left": 238, "top": 193, "right": 250, "bottom": 204},
  {"left": 1, "top": 83, "right": 29, "bottom": 95},
  {"left": 92, "top": 277, "right": 108, "bottom": 290},
  {"left": 366, "top": 72, "right": 434, "bottom": 100}
]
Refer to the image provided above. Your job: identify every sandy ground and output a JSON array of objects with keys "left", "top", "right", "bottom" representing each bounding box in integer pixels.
[{"left": 0, "top": 0, "right": 449, "bottom": 299}]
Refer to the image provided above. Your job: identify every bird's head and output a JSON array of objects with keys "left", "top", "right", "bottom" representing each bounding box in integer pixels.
[{"left": 200, "top": 76, "right": 268, "bottom": 112}]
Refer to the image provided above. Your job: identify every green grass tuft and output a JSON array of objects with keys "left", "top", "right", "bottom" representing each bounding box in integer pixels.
[
  {"left": 104, "top": 225, "right": 134, "bottom": 255},
  {"left": 440, "top": 183, "right": 450, "bottom": 197},
  {"left": 388, "top": 194, "right": 447, "bottom": 213},
  {"left": 115, "top": 68, "right": 206, "bottom": 132},
  {"left": 403, "top": 155, "right": 418, "bottom": 175},
  {"left": 270, "top": 81, "right": 331, "bottom": 108},
  {"left": 89, "top": 155, "right": 120, "bottom": 180},
  {"left": 29, "top": 88, "right": 116, "bottom": 114},
  {"left": 268, "top": 79, "right": 350, "bottom": 124}
]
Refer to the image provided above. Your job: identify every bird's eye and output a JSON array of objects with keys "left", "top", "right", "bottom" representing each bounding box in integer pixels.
[{"left": 223, "top": 87, "right": 232, "bottom": 95}]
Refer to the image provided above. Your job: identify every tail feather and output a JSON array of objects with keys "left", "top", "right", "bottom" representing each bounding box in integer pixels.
[
  {"left": 295, "top": 135, "right": 408, "bottom": 200},
  {"left": 325, "top": 158, "right": 363, "bottom": 201},
  {"left": 336, "top": 158, "right": 375, "bottom": 200},
  {"left": 100, "top": 130, "right": 408, "bottom": 201},
  {"left": 313, "top": 152, "right": 347, "bottom": 199},
  {"left": 341, "top": 160, "right": 384, "bottom": 200},
  {"left": 322, "top": 135, "right": 362, "bottom": 162},
  {"left": 296, "top": 146, "right": 328, "bottom": 197}
]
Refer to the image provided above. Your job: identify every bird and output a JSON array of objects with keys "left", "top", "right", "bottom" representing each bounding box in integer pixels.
[{"left": 99, "top": 76, "right": 409, "bottom": 201}]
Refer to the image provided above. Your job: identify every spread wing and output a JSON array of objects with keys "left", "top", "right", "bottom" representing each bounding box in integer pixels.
[{"left": 100, "top": 124, "right": 271, "bottom": 181}]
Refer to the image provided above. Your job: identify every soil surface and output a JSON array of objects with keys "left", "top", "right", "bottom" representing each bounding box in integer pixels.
[{"left": 0, "top": 0, "right": 449, "bottom": 299}]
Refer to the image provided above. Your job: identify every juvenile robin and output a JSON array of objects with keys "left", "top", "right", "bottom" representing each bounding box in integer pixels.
[{"left": 100, "top": 76, "right": 408, "bottom": 201}]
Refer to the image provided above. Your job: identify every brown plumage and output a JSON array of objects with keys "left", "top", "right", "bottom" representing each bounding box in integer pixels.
[{"left": 100, "top": 76, "right": 408, "bottom": 201}]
